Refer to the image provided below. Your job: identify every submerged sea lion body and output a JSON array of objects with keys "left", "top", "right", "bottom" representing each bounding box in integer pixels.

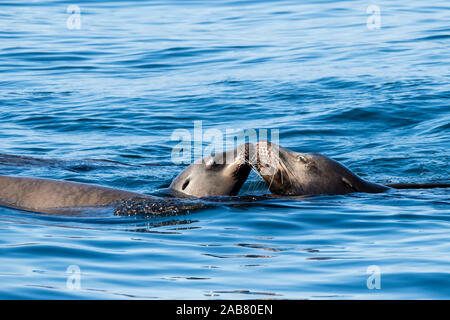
[
  {"left": 0, "top": 175, "right": 152, "bottom": 214},
  {"left": 0, "top": 144, "right": 253, "bottom": 215},
  {"left": 255, "top": 141, "right": 450, "bottom": 196}
]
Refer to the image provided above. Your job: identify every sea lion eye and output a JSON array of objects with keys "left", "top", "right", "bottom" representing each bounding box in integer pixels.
[
  {"left": 182, "top": 179, "right": 190, "bottom": 190},
  {"left": 296, "top": 155, "right": 308, "bottom": 163}
]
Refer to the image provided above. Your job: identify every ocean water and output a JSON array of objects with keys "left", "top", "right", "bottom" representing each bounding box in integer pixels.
[{"left": 0, "top": 0, "right": 449, "bottom": 299}]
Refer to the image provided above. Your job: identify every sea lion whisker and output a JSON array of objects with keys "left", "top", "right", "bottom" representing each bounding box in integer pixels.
[
  {"left": 266, "top": 168, "right": 276, "bottom": 192},
  {"left": 283, "top": 163, "right": 295, "bottom": 187},
  {"left": 245, "top": 159, "right": 260, "bottom": 177}
]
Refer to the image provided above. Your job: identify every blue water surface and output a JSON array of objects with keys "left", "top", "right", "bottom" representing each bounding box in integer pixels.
[{"left": 0, "top": 0, "right": 449, "bottom": 299}]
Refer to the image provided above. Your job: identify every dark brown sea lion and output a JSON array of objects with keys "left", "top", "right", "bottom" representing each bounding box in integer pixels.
[{"left": 254, "top": 141, "right": 450, "bottom": 196}]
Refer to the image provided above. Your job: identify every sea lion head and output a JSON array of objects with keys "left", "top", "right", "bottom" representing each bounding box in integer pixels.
[
  {"left": 254, "top": 141, "right": 364, "bottom": 196},
  {"left": 170, "top": 143, "right": 253, "bottom": 197}
]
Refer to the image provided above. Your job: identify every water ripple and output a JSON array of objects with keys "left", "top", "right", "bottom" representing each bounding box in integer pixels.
[{"left": 0, "top": 0, "right": 449, "bottom": 299}]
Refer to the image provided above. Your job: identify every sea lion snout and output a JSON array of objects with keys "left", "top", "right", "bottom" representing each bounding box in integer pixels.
[{"left": 255, "top": 140, "right": 282, "bottom": 177}]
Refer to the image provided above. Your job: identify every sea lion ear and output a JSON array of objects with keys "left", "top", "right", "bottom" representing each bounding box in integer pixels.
[{"left": 341, "top": 177, "right": 355, "bottom": 191}]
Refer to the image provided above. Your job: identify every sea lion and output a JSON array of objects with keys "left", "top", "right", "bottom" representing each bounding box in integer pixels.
[
  {"left": 0, "top": 144, "right": 253, "bottom": 215},
  {"left": 170, "top": 142, "right": 252, "bottom": 197},
  {"left": 254, "top": 141, "right": 450, "bottom": 196}
]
